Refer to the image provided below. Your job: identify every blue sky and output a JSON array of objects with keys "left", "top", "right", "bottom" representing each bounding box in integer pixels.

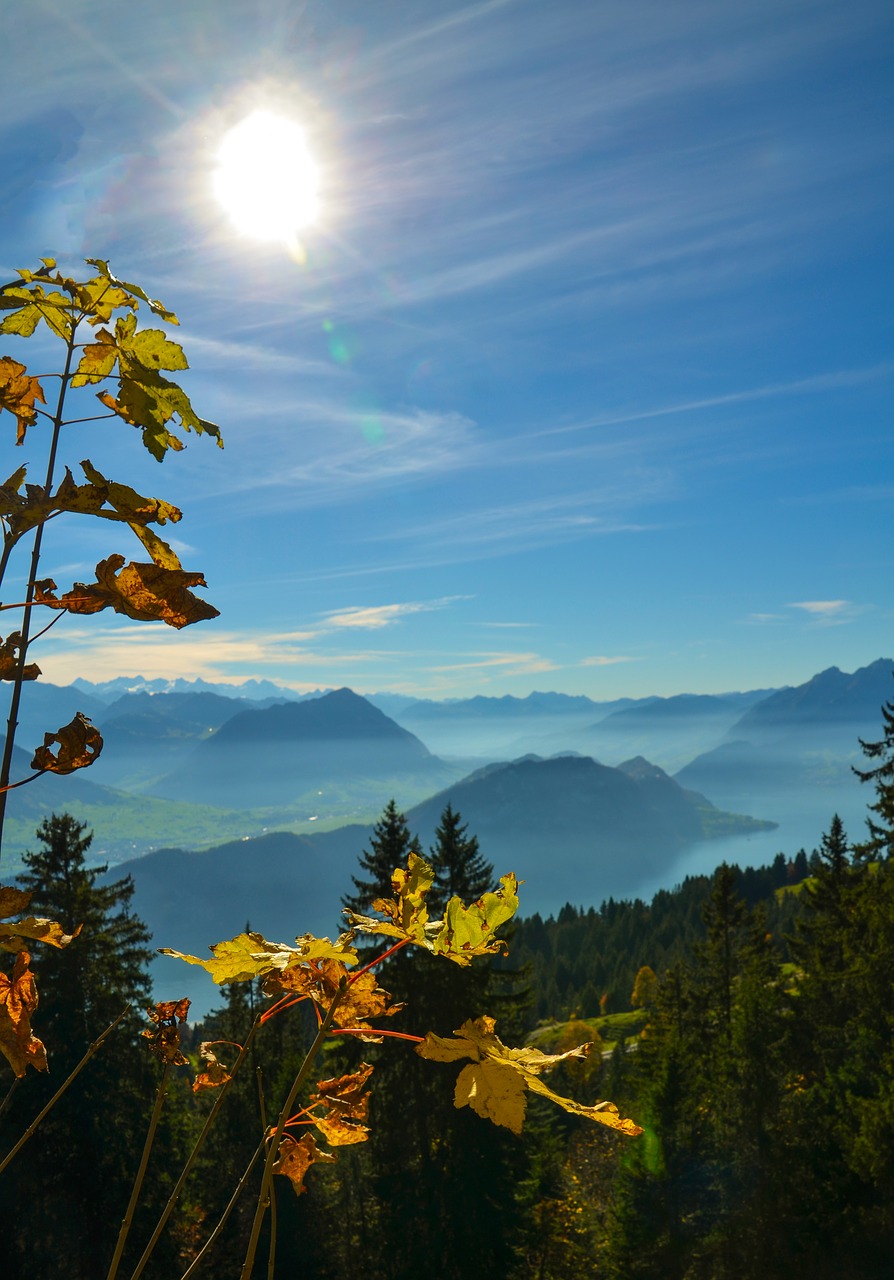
[{"left": 2, "top": 0, "right": 892, "bottom": 700}]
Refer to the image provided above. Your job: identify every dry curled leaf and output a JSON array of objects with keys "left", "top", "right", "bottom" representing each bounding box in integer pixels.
[
  {"left": 192, "top": 1041, "right": 233, "bottom": 1092},
  {"left": 309, "top": 1064, "right": 373, "bottom": 1145},
  {"left": 142, "top": 998, "right": 191, "bottom": 1065},
  {"left": 31, "top": 712, "right": 102, "bottom": 774},
  {"left": 34, "top": 555, "right": 218, "bottom": 629},
  {"left": 272, "top": 1132, "right": 337, "bottom": 1197},
  {"left": 0, "top": 633, "right": 40, "bottom": 682},
  {"left": 0, "top": 950, "right": 48, "bottom": 1077},
  {"left": 264, "top": 958, "right": 403, "bottom": 1032}
]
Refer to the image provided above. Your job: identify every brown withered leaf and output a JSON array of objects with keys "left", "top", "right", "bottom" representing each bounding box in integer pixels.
[
  {"left": 142, "top": 998, "right": 191, "bottom": 1065},
  {"left": 0, "top": 632, "right": 40, "bottom": 682},
  {"left": 309, "top": 1064, "right": 373, "bottom": 1145},
  {"left": 272, "top": 1133, "right": 337, "bottom": 1197},
  {"left": 0, "top": 356, "right": 46, "bottom": 445},
  {"left": 31, "top": 712, "right": 102, "bottom": 774},
  {"left": 192, "top": 1042, "right": 233, "bottom": 1093},
  {"left": 264, "top": 958, "right": 403, "bottom": 1032},
  {"left": 34, "top": 555, "right": 218, "bottom": 629},
  {"left": 0, "top": 950, "right": 48, "bottom": 1077},
  {"left": 0, "top": 887, "right": 32, "bottom": 920}
]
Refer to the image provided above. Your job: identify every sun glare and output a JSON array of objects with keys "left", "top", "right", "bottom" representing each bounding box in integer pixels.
[{"left": 213, "top": 109, "right": 319, "bottom": 242}]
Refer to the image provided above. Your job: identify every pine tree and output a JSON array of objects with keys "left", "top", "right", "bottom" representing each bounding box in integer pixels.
[
  {"left": 854, "top": 683, "right": 894, "bottom": 861},
  {"left": 428, "top": 802, "right": 493, "bottom": 913},
  {"left": 326, "top": 805, "right": 526, "bottom": 1279},
  {"left": 342, "top": 799, "right": 419, "bottom": 915},
  {"left": 0, "top": 814, "right": 186, "bottom": 1278}
]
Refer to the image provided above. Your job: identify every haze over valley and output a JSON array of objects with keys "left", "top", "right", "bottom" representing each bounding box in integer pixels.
[{"left": 4, "top": 657, "right": 890, "bottom": 1010}]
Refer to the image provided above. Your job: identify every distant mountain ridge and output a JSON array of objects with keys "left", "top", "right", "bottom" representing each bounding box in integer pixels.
[{"left": 150, "top": 687, "right": 451, "bottom": 810}]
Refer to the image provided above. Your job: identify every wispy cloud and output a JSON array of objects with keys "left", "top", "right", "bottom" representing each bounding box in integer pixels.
[
  {"left": 430, "top": 651, "right": 560, "bottom": 676},
  {"left": 322, "top": 597, "right": 465, "bottom": 630},
  {"left": 580, "top": 655, "right": 637, "bottom": 667},
  {"left": 535, "top": 365, "right": 894, "bottom": 442},
  {"left": 787, "top": 600, "right": 865, "bottom": 626}
]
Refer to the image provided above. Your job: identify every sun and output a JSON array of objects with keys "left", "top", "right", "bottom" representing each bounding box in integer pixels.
[{"left": 213, "top": 109, "right": 320, "bottom": 242}]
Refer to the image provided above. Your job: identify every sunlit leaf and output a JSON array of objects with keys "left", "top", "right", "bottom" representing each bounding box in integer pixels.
[
  {"left": 0, "top": 950, "right": 48, "bottom": 1077},
  {"left": 0, "top": 356, "right": 46, "bottom": 445},
  {"left": 417, "top": 1016, "right": 643, "bottom": 1137},
  {"left": 142, "top": 998, "right": 191, "bottom": 1065},
  {"left": 0, "top": 284, "right": 73, "bottom": 340},
  {"left": 71, "top": 327, "right": 118, "bottom": 385},
  {"left": 0, "top": 916, "right": 82, "bottom": 954},
  {"left": 85, "top": 259, "right": 179, "bottom": 324},
  {"left": 0, "top": 633, "right": 40, "bottom": 682},
  {"left": 160, "top": 930, "right": 358, "bottom": 986},
  {"left": 346, "top": 854, "right": 519, "bottom": 965},
  {"left": 34, "top": 555, "right": 218, "bottom": 629},
  {"left": 272, "top": 1133, "right": 337, "bottom": 1197},
  {"left": 30, "top": 711, "right": 103, "bottom": 774},
  {"left": 160, "top": 931, "right": 303, "bottom": 985},
  {"left": 430, "top": 873, "right": 519, "bottom": 965}
]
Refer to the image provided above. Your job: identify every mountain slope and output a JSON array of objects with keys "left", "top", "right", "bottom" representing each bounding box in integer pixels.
[{"left": 150, "top": 687, "right": 451, "bottom": 809}]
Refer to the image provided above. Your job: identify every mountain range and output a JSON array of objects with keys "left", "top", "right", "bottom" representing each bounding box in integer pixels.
[
  {"left": 4, "top": 656, "right": 890, "bottom": 1013},
  {"left": 0, "top": 656, "right": 889, "bottom": 873}
]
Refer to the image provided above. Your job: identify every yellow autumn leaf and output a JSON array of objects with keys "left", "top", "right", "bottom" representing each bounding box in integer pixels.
[
  {"left": 0, "top": 356, "right": 46, "bottom": 445},
  {"left": 160, "top": 930, "right": 357, "bottom": 986},
  {"left": 346, "top": 854, "right": 519, "bottom": 965},
  {"left": 0, "top": 950, "right": 48, "bottom": 1078},
  {"left": 430, "top": 872, "right": 519, "bottom": 965},
  {"left": 0, "top": 917, "right": 82, "bottom": 953},
  {"left": 273, "top": 1133, "right": 337, "bottom": 1197},
  {"left": 417, "top": 1016, "right": 643, "bottom": 1138}
]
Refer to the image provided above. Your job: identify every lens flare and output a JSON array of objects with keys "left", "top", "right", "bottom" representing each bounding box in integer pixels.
[{"left": 213, "top": 109, "right": 319, "bottom": 242}]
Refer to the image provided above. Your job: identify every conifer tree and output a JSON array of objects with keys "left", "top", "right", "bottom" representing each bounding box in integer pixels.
[
  {"left": 0, "top": 814, "right": 185, "bottom": 1278},
  {"left": 342, "top": 799, "right": 419, "bottom": 915},
  {"left": 428, "top": 802, "right": 493, "bottom": 913},
  {"left": 854, "top": 683, "right": 894, "bottom": 861}
]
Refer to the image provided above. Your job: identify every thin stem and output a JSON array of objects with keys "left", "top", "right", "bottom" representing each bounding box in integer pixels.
[
  {"left": 106, "top": 1061, "right": 171, "bottom": 1280},
  {"left": 128, "top": 1013, "right": 263, "bottom": 1280},
  {"left": 329, "top": 1026, "right": 425, "bottom": 1043},
  {"left": 240, "top": 979, "right": 348, "bottom": 1280},
  {"left": 0, "top": 1006, "right": 128, "bottom": 1176},
  {"left": 0, "top": 770, "right": 48, "bottom": 796},
  {"left": 178, "top": 1138, "right": 266, "bottom": 1280},
  {"left": 349, "top": 935, "right": 412, "bottom": 983},
  {"left": 260, "top": 993, "right": 309, "bottom": 1024},
  {"left": 257, "top": 1070, "right": 276, "bottom": 1280},
  {"left": 0, "top": 1077, "right": 20, "bottom": 1124},
  {"left": 28, "top": 610, "right": 65, "bottom": 645},
  {"left": 0, "top": 308, "right": 79, "bottom": 854}
]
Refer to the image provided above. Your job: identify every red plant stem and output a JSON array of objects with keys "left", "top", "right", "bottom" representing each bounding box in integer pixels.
[
  {"left": 260, "top": 993, "right": 309, "bottom": 1024},
  {"left": 329, "top": 1027, "right": 425, "bottom": 1043},
  {"left": 349, "top": 935, "right": 412, "bottom": 983}
]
